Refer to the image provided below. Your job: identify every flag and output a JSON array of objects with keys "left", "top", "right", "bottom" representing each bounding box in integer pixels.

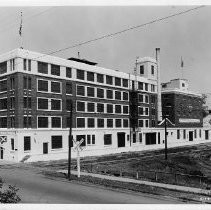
[
  {"left": 19, "top": 12, "right": 22, "bottom": 36},
  {"left": 181, "top": 57, "right": 184, "bottom": 68}
]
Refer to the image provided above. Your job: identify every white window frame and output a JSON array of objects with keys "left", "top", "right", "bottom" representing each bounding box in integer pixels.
[
  {"left": 50, "top": 98, "right": 62, "bottom": 111},
  {"left": 37, "top": 78, "right": 49, "bottom": 93},
  {"left": 76, "top": 100, "right": 86, "bottom": 112},
  {"left": 86, "top": 86, "right": 96, "bottom": 98},
  {"left": 0, "top": 97, "right": 8, "bottom": 111},
  {"left": 50, "top": 80, "right": 62, "bottom": 94},
  {"left": 76, "top": 84, "right": 86, "bottom": 97},
  {"left": 51, "top": 116, "right": 62, "bottom": 129},
  {"left": 0, "top": 79, "right": 7, "bottom": 93},
  {"left": 37, "top": 116, "right": 49, "bottom": 129},
  {"left": 37, "top": 97, "right": 50, "bottom": 111}
]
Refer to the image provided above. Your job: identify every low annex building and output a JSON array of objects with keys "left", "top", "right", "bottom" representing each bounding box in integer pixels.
[{"left": 0, "top": 48, "right": 209, "bottom": 162}]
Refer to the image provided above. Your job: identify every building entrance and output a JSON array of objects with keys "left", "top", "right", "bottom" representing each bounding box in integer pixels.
[
  {"left": 117, "top": 132, "right": 125, "bottom": 147},
  {"left": 0, "top": 147, "right": 3, "bottom": 159},
  {"left": 145, "top": 133, "right": 156, "bottom": 145},
  {"left": 43, "top": 143, "right": 48, "bottom": 154},
  {"left": 189, "top": 131, "right": 193, "bottom": 141}
]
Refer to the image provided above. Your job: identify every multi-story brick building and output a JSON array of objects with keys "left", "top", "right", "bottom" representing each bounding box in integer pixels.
[{"left": 0, "top": 49, "right": 209, "bottom": 162}]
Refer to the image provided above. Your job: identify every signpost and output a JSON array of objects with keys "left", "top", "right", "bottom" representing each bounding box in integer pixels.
[{"left": 72, "top": 138, "right": 84, "bottom": 178}]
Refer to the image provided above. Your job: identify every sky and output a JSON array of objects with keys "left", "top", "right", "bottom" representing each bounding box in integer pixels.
[{"left": 0, "top": 3, "right": 210, "bottom": 94}]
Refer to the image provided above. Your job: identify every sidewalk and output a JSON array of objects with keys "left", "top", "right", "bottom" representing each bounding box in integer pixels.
[{"left": 58, "top": 169, "right": 211, "bottom": 196}]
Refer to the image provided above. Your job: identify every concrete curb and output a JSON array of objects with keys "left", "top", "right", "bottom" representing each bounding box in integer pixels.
[{"left": 58, "top": 169, "right": 211, "bottom": 196}]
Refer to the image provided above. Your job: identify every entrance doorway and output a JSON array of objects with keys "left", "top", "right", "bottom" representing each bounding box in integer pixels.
[
  {"left": 0, "top": 147, "right": 3, "bottom": 159},
  {"left": 145, "top": 133, "right": 157, "bottom": 145},
  {"left": 189, "top": 131, "right": 193, "bottom": 141},
  {"left": 117, "top": 132, "right": 125, "bottom": 147},
  {"left": 43, "top": 143, "right": 48, "bottom": 154}
]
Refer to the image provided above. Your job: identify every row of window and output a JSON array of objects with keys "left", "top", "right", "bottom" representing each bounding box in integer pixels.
[
  {"left": 76, "top": 117, "right": 129, "bottom": 128},
  {"left": 76, "top": 85, "right": 129, "bottom": 101},
  {"left": 76, "top": 101, "right": 129, "bottom": 115},
  {"left": 176, "top": 129, "right": 202, "bottom": 139}
]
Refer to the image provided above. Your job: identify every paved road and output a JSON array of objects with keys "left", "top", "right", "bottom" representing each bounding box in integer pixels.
[{"left": 0, "top": 165, "right": 181, "bottom": 204}]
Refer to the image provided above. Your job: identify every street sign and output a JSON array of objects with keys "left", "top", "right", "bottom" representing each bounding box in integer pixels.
[{"left": 0, "top": 136, "right": 7, "bottom": 144}]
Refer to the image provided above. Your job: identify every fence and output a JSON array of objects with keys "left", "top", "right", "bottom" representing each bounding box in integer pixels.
[{"left": 76, "top": 163, "right": 211, "bottom": 190}]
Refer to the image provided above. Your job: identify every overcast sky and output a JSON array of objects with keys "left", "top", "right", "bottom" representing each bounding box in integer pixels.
[{"left": 0, "top": 5, "right": 210, "bottom": 93}]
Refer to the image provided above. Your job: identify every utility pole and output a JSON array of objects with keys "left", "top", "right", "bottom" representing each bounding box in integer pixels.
[
  {"left": 67, "top": 100, "right": 73, "bottom": 180},
  {"left": 164, "top": 116, "right": 168, "bottom": 160}
]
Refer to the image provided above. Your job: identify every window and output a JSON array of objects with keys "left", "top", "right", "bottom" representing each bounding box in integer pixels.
[
  {"left": 38, "top": 98, "right": 48, "bottom": 110},
  {"left": 51, "top": 99, "right": 61, "bottom": 110},
  {"left": 87, "top": 102, "right": 95, "bottom": 112},
  {"left": 115, "top": 77, "right": 121, "bottom": 86},
  {"left": 106, "top": 90, "right": 113, "bottom": 99},
  {"left": 97, "top": 118, "right": 104, "bottom": 128},
  {"left": 97, "top": 103, "right": 104, "bottom": 113},
  {"left": 107, "top": 119, "right": 113, "bottom": 128},
  {"left": 87, "top": 87, "right": 95, "bottom": 97},
  {"left": 145, "top": 120, "right": 149, "bottom": 127},
  {"left": 0, "top": 117, "right": 7, "bottom": 128},
  {"left": 97, "top": 74, "right": 104, "bottom": 83},
  {"left": 138, "top": 107, "right": 143, "bottom": 115},
  {"left": 66, "top": 99, "right": 72, "bottom": 111},
  {"left": 177, "top": 130, "right": 180, "bottom": 139},
  {"left": 183, "top": 130, "right": 186, "bottom": 139},
  {"left": 152, "top": 108, "right": 156, "bottom": 116},
  {"left": 87, "top": 135, "right": 95, "bottom": 145},
  {"left": 24, "top": 136, "right": 31, "bottom": 151},
  {"left": 28, "top": 60, "right": 31, "bottom": 71},
  {"left": 138, "top": 119, "right": 143, "bottom": 127},
  {"left": 77, "top": 69, "right": 85, "bottom": 80},
  {"left": 10, "top": 116, "right": 15, "bottom": 128},
  {"left": 76, "top": 135, "right": 86, "bottom": 147},
  {"left": 97, "top": 88, "right": 104, "bottom": 98},
  {"left": 151, "top": 120, "right": 156, "bottom": 127},
  {"left": 38, "top": 62, "right": 48, "bottom": 74},
  {"left": 115, "top": 119, "right": 122, "bottom": 128},
  {"left": 0, "top": 80, "right": 7, "bottom": 92},
  {"left": 199, "top": 129, "right": 201, "bottom": 138},
  {"left": 38, "top": 80, "right": 48, "bottom": 92},
  {"left": 151, "top": 65, "right": 154, "bottom": 75},
  {"left": 28, "top": 77, "right": 32, "bottom": 90},
  {"left": 139, "top": 133, "right": 142, "bottom": 143},
  {"left": 133, "top": 133, "right": 136, "bottom": 143},
  {"left": 24, "top": 77, "right": 32, "bottom": 90},
  {"left": 66, "top": 82, "right": 72, "bottom": 94},
  {"left": 138, "top": 94, "right": 143, "bottom": 103},
  {"left": 106, "top": 75, "right": 113, "bottom": 85},
  {"left": 115, "top": 105, "right": 121, "bottom": 114},
  {"left": 104, "top": 134, "right": 112, "bottom": 145},
  {"left": 10, "top": 77, "right": 15, "bottom": 90},
  {"left": 0, "top": 61, "right": 7, "bottom": 74},
  {"left": 87, "top": 118, "right": 95, "bottom": 128},
  {"left": 51, "top": 136, "right": 62, "bottom": 149},
  {"left": 138, "top": 82, "right": 143, "bottom": 90},
  {"left": 38, "top": 117, "right": 48, "bottom": 128},
  {"left": 77, "top": 118, "right": 85, "bottom": 128},
  {"left": 145, "top": 83, "right": 148, "bottom": 91},
  {"left": 140, "top": 65, "right": 144, "bottom": 74},
  {"left": 11, "top": 138, "right": 14, "bottom": 150},
  {"left": 205, "top": 130, "right": 209, "bottom": 140},
  {"left": 145, "top": 107, "right": 149, "bottom": 116},
  {"left": 66, "top": 67, "right": 72, "bottom": 78},
  {"left": 182, "top": 83, "right": 185, "bottom": 87},
  {"left": 92, "top": 135, "right": 95, "bottom": 144},
  {"left": 151, "top": 84, "right": 155, "bottom": 92},
  {"left": 77, "top": 101, "right": 85, "bottom": 112},
  {"left": 115, "top": 91, "right": 121, "bottom": 100},
  {"left": 123, "top": 92, "right": 128, "bottom": 101},
  {"left": 23, "top": 116, "right": 32, "bottom": 128},
  {"left": 51, "top": 81, "right": 61, "bottom": 93},
  {"left": 23, "top": 59, "right": 27, "bottom": 70},
  {"left": 123, "top": 119, "right": 129, "bottom": 127},
  {"left": 0, "top": 98, "right": 7, "bottom": 110},
  {"left": 87, "top": 71, "right": 94, "bottom": 82},
  {"left": 107, "top": 104, "right": 113, "bottom": 113},
  {"left": 23, "top": 97, "right": 32, "bottom": 109},
  {"left": 52, "top": 117, "right": 61, "bottom": 128},
  {"left": 123, "top": 106, "right": 129, "bottom": 114},
  {"left": 123, "top": 79, "right": 128, "bottom": 88},
  {"left": 194, "top": 130, "right": 197, "bottom": 138},
  {"left": 151, "top": 95, "right": 156, "bottom": 104},
  {"left": 10, "top": 97, "right": 15, "bottom": 109},
  {"left": 10, "top": 59, "right": 15, "bottom": 71},
  {"left": 51, "top": 64, "right": 60, "bottom": 76},
  {"left": 77, "top": 85, "right": 85, "bottom": 96}
]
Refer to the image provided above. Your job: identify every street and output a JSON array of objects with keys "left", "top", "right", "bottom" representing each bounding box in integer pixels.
[{"left": 0, "top": 164, "right": 181, "bottom": 204}]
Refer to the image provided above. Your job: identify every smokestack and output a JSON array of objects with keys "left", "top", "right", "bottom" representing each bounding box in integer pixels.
[{"left": 156, "top": 48, "right": 162, "bottom": 122}]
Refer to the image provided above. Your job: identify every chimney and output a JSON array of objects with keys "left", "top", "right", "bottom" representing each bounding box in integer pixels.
[{"left": 156, "top": 48, "right": 162, "bottom": 122}]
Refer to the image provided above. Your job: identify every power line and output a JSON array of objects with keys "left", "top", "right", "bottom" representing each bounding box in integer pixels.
[{"left": 45, "top": 5, "right": 205, "bottom": 56}]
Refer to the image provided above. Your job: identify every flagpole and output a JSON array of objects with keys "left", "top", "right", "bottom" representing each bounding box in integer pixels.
[{"left": 19, "top": 12, "right": 23, "bottom": 49}]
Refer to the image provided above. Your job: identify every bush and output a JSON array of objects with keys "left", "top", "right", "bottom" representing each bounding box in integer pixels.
[{"left": 0, "top": 178, "right": 21, "bottom": 203}]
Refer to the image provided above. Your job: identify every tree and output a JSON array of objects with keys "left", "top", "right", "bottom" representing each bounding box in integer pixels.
[{"left": 0, "top": 178, "right": 21, "bottom": 203}]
